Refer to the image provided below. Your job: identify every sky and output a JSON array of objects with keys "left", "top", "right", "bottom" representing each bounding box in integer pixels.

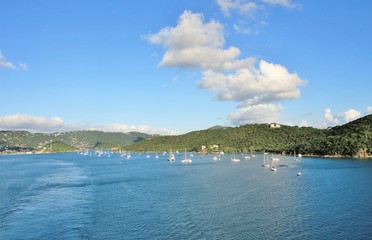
[{"left": 1, "top": 0, "right": 371, "bottom": 135}]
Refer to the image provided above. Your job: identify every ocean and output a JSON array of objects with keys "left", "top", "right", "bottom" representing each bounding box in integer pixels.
[{"left": 1, "top": 152, "right": 371, "bottom": 239}]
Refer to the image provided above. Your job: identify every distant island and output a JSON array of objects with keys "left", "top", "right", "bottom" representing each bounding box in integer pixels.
[{"left": 1, "top": 114, "right": 371, "bottom": 158}]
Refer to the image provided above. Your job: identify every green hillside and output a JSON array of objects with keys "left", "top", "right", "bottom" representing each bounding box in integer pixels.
[
  {"left": 122, "top": 124, "right": 322, "bottom": 153},
  {"left": 310, "top": 114, "right": 372, "bottom": 157},
  {"left": 46, "top": 141, "right": 79, "bottom": 153},
  {"left": 0, "top": 130, "right": 152, "bottom": 152},
  {"left": 1, "top": 115, "right": 371, "bottom": 157},
  {"left": 123, "top": 114, "right": 372, "bottom": 158}
]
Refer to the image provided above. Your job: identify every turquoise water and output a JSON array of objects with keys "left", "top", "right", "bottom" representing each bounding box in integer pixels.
[{"left": 0, "top": 152, "right": 371, "bottom": 239}]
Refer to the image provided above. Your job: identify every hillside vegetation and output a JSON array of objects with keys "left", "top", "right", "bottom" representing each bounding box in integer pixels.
[
  {"left": 0, "top": 130, "right": 152, "bottom": 153},
  {"left": 1, "top": 115, "right": 371, "bottom": 157},
  {"left": 123, "top": 114, "right": 372, "bottom": 158}
]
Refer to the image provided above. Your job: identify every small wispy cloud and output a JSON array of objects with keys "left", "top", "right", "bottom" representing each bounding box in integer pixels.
[
  {"left": 216, "top": 0, "right": 299, "bottom": 35},
  {"left": 0, "top": 50, "right": 28, "bottom": 71},
  {"left": 18, "top": 62, "right": 28, "bottom": 71},
  {"left": 216, "top": 0, "right": 259, "bottom": 17},
  {"left": 0, "top": 50, "right": 17, "bottom": 69},
  {"left": 233, "top": 21, "right": 267, "bottom": 35},
  {"left": 0, "top": 113, "right": 177, "bottom": 135},
  {"left": 217, "top": 0, "right": 298, "bottom": 16},
  {"left": 261, "top": 0, "right": 298, "bottom": 9},
  {"left": 366, "top": 106, "right": 372, "bottom": 114}
]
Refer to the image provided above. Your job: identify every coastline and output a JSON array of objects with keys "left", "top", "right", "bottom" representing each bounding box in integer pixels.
[{"left": 1, "top": 150, "right": 371, "bottom": 159}]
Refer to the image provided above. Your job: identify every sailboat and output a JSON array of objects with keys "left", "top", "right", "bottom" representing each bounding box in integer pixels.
[
  {"left": 262, "top": 152, "right": 269, "bottom": 167},
  {"left": 243, "top": 153, "right": 251, "bottom": 160},
  {"left": 270, "top": 154, "right": 277, "bottom": 172},
  {"left": 181, "top": 149, "right": 192, "bottom": 164},
  {"left": 271, "top": 154, "right": 280, "bottom": 161},
  {"left": 212, "top": 155, "right": 220, "bottom": 161},
  {"left": 293, "top": 150, "right": 299, "bottom": 162},
  {"left": 167, "top": 150, "right": 175, "bottom": 162},
  {"left": 126, "top": 152, "right": 131, "bottom": 160},
  {"left": 231, "top": 153, "right": 240, "bottom": 163}
]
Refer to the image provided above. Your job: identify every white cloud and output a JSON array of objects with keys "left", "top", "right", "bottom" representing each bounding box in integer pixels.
[
  {"left": 228, "top": 103, "right": 282, "bottom": 125},
  {"left": 366, "top": 106, "right": 372, "bottom": 114},
  {"left": 146, "top": 10, "right": 253, "bottom": 71},
  {"left": 199, "top": 60, "right": 306, "bottom": 104},
  {"left": 0, "top": 113, "right": 176, "bottom": 135},
  {"left": 0, "top": 113, "right": 64, "bottom": 132},
  {"left": 18, "top": 62, "right": 28, "bottom": 71},
  {"left": 324, "top": 108, "right": 361, "bottom": 126},
  {"left": 0, "top": 50, "right": 28, "bottom": 70},
  {"left": 260, "top": 0, "right": 297, "bottom": 9},
  {"left": 216, "top": 0, "right": 297, "bottom": 16},
  {"left": 198, "top": 60, "right": 305, "bottom": 125},
  {"left": 342, "top": 109, "right": 361, "bottom": 122},
  {"left": 324, "top": 108, "right": 339, "bottom": 125},
  {"left": 147, "top": 10, "right": 306, "bottom": 126},
  {"left": 0, "top": 50, "right": 17, "bottom": 69},
  {"left": 147, "top": 11, "right": 224, "bottom": 50},
  {"left": 299, "top": 120, "right": 310, "bottom": 127},
  {"left": 233, "top": 21, "right": 267, "bottom": 35},
  {"left": 216, "top": 0, "right": 259, "bottom": 17},
  {"left": 216, "top": 0, "right": 299, "bottom": 35}
]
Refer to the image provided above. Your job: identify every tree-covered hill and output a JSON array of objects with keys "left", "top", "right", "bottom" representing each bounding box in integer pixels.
[
  {"left": 122, "top": 124, "right": 323, "bottom": 154},
  {"left": 310, "top": 114, "right": 372, "bottom": 157},
  {"left": 123, "top": 114, "right": 372, "bottom": 158},
  {"left": 45, "top": 141, "right": 79, "bottom": 152},
  {"left": 0, "top": 130, "right": 152, "bottom": 153}
]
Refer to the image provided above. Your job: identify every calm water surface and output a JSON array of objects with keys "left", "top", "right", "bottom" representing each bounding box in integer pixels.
[{"left": 0, "top": 152, "right": 371, "bottom": 239}]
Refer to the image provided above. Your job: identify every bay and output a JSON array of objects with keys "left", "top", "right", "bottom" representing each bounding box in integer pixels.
[{"left": 0, "top": 152, "right": 371, "bottom": 239}]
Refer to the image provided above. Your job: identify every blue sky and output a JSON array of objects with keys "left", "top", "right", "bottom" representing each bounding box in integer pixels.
[{"left": 1, "top": 0, "right": 371, "bottom": 134}]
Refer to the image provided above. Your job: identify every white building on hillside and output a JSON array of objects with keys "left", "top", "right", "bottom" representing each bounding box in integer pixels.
[{"left": 269, "top": 123, "right": 281, "bottom": 128}]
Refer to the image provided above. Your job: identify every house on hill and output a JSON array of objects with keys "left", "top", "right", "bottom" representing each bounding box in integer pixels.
[{"left": 269, "top": 123, "right": 281, "bottom": 128}]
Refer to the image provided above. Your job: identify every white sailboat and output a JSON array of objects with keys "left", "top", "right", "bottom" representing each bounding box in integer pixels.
[
  {"left": 167, "top": 150, "right": 175, "bottom": 162},
  {"left": 262, "top": 152, "right": 269, "bottom": 167},
  {"left": 181, "top": 149, "right": 192, "bottom": 164},
  {"left": 212, "top": 155, "right": 220, "bottom": 161},
  {"left": 231, "top": 153, "right": 240, "bottom": 163},
  {"left": 271, "top": 154, "right": 280, "bottom": 162},
  {"left": 293, "top": 150, "right": 301, "bottom": 162},
  {"left": 270, "top": 154, "right": 277, "bottom": 172}
]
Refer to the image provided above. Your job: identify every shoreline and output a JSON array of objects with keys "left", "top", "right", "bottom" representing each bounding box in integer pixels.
[{"left": 1, "top": 150, "right": 371, "bottom": 159}]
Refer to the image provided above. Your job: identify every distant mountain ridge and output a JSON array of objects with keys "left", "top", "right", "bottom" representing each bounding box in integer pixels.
[{"left": 0, "top": 130, "right": 152, "bottom": 153}]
